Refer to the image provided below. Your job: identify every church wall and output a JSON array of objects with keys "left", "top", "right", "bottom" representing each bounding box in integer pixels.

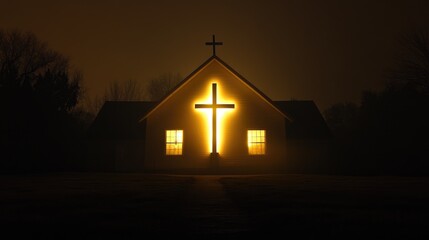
[{"left": 144, "top": 60, "right": 287, "bottom": 171}]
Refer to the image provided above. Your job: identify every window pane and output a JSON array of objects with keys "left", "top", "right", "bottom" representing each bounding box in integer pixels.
[
  {"left": 247, "top": 130, "right": 266, "bottom": 155},
  {"left": 176, "top": 130, "right": 183, "bottom": 142},
  {"left": 166, "top": 130, "right": 183, "bottom": 155}
]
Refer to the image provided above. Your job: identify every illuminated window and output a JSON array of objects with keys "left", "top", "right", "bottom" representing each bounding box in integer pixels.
[
  {"left": 166, "top": 130, "right": 183, "bottom": 155},
  {"left": 247, "top": 130, "right": 266, "bottom": 155}
]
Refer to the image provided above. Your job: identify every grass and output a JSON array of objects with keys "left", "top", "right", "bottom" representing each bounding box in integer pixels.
[
  {"left": 0, "top": 173, "right": 194, "bottom": 238},
  {"left": 220, "top": 174, "right": 429, "bottom": 239},
  {"left": 0, "top": 173, "right": 428, "bottom": 238}
]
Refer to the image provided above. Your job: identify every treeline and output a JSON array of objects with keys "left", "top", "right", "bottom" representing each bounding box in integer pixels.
[
  {"left": 0, "top": 30, "right": 86, "bottom": 172},
  {"left": 0, "top": 29, "right": 180, "bottom": 173},
  {"left": 2, "top": 28, "right": 428, "bottom": 175},
  {"left": 324, "top": 30, "right": 429, "bottom": 175}
]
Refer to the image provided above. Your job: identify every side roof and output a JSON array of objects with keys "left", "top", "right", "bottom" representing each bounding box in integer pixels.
[
  {"left": 140, "top": 56, "right": 290, "bottom": 121},
  {"left": 87, "top": 101, "right": 157, "bottom": 139},
  {"left": 274, "top": 100, "right": 332, "bottom": 139}
]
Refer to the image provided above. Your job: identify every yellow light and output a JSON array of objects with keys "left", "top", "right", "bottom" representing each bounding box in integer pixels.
[
  {"left": 194, "top": 81, "right": 235, "bottom": 154},
  {"left": 247, "top": 130, "right": 265, "bottom": 155},
  {"left": 176, "top": 130, "right": 183, "bottom": 142},
  {"left": 166, "top": 130, "right": 183, "bottom": 155}
]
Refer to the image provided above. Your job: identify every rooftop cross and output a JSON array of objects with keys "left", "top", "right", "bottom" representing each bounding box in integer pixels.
[{"left": 205, "top": 35, "right": 223, "bottom": 56}]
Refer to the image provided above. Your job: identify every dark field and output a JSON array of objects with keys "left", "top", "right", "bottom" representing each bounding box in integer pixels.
[{"left": 0, "top": 173, "right": 428, "bottom": 239}]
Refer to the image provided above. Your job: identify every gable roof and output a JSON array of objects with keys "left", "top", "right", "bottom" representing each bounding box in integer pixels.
[
  {"left": 274, "top": 101, "right": 331, "bottom": 139},
  {"left": 88, "top": 101, "right": 157, "bottom": 139},
  {"left": 140, "top": 56, "right": 290, "bottom": 121}
]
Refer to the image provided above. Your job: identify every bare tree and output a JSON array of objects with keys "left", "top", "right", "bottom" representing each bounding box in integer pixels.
[
  {"left": 0, "top": 29, "right": 83, "bottom": 172},
  {"left": 388, "top": 29, "right": 429, "bottom": 95},
  {"left": 85, "top": 73, "right": 181, "bottom": 116},
  {"left": 323, "top": 102, "right": 358, "bottom": 138},
  {"left": 85, "top": 79, "right": 146, "bottom": 116},
  {"left": 0, "top": 29, "right": 81, "bottom": 112},
  {"left": 106, "top": 79, "right": 146, "bottom": 101},
  {"left": 82, "top": 94, "right": 105, "bottom": 117},
  {"left": 147, "top": 73, "right": 181, "bottom": 101}
]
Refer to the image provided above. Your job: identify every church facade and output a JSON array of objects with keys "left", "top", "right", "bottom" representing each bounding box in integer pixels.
[{"left": 88, "top": 43, "right": 331, "bottom": 172}]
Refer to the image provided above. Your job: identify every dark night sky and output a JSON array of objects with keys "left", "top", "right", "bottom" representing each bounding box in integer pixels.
[{"left": 2, "top": 0, "right": 429, "bottom": 111}]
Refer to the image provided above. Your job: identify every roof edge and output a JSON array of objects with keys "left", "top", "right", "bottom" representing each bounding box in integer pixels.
[
  {"left": 139, "top": 55, "right": 291, "bottom": 122},
  {"left": 212, "top": 56, "right": 290, "bottom": 120},
  {"left": 139, "top": 56, "right": 217, "bottom": 122}
]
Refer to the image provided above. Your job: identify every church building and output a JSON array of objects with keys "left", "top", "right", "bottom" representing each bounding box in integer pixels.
[{"left": 87, "top": 36, "right": 331, "bottom": 173}]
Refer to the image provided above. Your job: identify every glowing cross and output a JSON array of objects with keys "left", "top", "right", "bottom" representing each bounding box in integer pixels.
[
  {"left": 195, "top": 83, "right": 234, "bottom": 154},
  {"left": 205, "top": 35, "right": 223, "bottom": 56}
]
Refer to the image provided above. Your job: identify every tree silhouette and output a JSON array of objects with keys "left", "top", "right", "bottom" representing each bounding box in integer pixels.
[
  {"left": 388, "top": 29, "right": 429, "bottom": 95},
  {"left": 324, "top": 29, "right": 429, "bottom": 175},
  {"left": 84, "top": 79, "right": 146, "bottom": 116},
  {"left": 0, "top": 29, "right": 83, "bottom": 172},
  {"left": 0, "top": 30, "right": 81, "bottom": 111},
  {"left": 323, "top": 102, "right": 358, "bottom": 139},
  {"left": 106, "top": 79, "right": 146, "bottom": 101},
  {"left": 85, "top": 74, "right": 181, "bottom": 117},
  {"left": 147, "top": 73, "right": 181, "bottom": 101}
]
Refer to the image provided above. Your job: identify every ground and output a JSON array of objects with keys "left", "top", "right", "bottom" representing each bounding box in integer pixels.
[{"left": 0, "top": 173, "right": 428, "bottom": 239}]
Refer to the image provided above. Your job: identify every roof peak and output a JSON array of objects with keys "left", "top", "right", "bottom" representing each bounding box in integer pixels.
[{"left": 139, "top": 55, "right": 291, "bottom": 121}]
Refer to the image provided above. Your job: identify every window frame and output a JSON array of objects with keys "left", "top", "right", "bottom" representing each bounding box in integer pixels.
[
  {"left": 165, "top": 130, "right": 183, "bottom": 155},
  {"left": 247, "top": 130, "right": 266, "bottom": 155}
]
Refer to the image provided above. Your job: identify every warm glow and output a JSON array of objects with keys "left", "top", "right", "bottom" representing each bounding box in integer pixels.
[
  {"left": 248, "top": 130, "right": 265, "bottom": 155},
  {"left": 194, "top": 81, "right": 235, "bottom": 154},
  {"left": 166, "top": 130, "right": 183, "bottom": 155}
]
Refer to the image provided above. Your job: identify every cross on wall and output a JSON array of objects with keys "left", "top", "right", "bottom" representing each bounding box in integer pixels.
[{"left": 195, "top": 83, "right": 235, "bottom": 154}]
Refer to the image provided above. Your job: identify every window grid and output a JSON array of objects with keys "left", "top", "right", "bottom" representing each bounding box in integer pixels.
[
  {"left": 166, "top": 130, "right": 183, "bottom": 155},
  {"left": 248, "top": 130, "right": 266, "bottom": 155}
]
